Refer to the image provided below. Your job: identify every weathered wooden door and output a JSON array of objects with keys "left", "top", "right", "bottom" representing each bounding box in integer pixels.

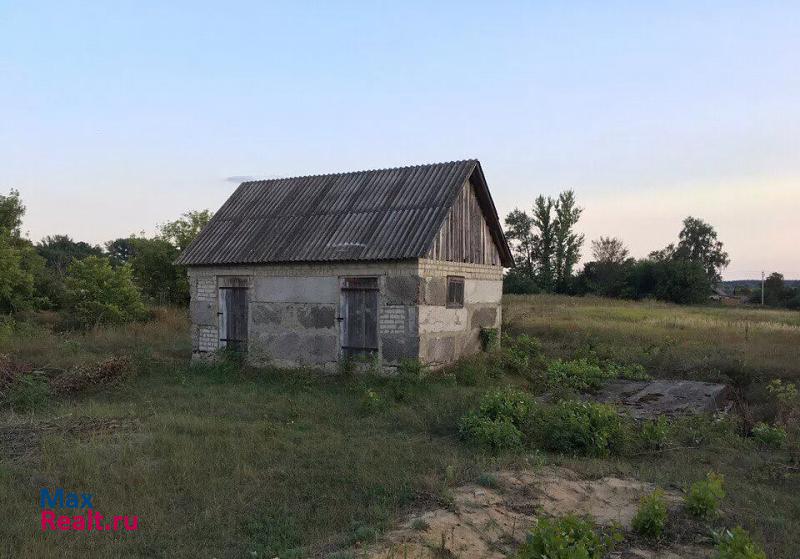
[
  {"left": 340, "top": 277, "right": 378, "bottom": 357},
  {"left": 218, "top": 286, "right": 248, "bottom": 351}
]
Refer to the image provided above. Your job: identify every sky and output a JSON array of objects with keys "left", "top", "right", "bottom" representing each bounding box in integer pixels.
[{"left": 1, "top": 1, "right": 798, "bottom": 279}]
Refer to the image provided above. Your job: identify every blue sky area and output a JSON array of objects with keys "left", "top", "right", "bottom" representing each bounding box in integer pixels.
[{"left": 1, "top": 1, "right": 798, "bottom": 278}]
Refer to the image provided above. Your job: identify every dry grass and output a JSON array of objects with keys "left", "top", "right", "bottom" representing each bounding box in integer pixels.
[{"left": 504, "top": 294, "right": 800, "bottom": 383}]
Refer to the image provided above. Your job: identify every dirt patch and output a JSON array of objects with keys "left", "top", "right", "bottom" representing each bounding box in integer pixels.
[
  {"left": 0, "top": 416, "right": 140, "bottom": 461},
  {"left": 358, "top": 467, "right": 711, "bottom": 559}
]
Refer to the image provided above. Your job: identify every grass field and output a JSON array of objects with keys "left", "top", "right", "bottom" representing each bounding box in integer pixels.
[{"left": 1, "top": 297, "right": 798, "bottom": 558}]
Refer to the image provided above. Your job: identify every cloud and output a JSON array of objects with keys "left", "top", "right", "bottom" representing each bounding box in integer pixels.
[{"left": 224, "top": 175, "right": 258, "bottom": 183}]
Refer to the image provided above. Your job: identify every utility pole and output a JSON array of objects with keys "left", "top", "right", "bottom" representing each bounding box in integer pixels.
[{"left": 761, "top": 271, "right": 765, "bottom": 306}]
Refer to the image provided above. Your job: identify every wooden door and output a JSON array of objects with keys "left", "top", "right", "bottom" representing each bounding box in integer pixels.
[
  {"left": 340, "top": 277, "right": 378, "bottom": 357},
  {"left": 219, "top": 286, "right": 248, "bottom": 351}
]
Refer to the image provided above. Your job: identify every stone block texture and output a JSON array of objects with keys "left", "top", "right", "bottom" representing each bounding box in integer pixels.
[{"left": 187, "top": 258, "right": 502, "bottom": 370}]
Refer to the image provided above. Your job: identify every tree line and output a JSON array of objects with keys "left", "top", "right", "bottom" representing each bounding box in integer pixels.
[
  {"left": 503, "top": 190, "right": 748, "bottom": 305},
  {"left": 0, "top": 189, "right": 211, "bottom": 327}
]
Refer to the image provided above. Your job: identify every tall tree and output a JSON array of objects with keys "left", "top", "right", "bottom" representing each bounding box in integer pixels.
[
  {"left": 0, "top": 189, "right": 25, "bottom": 236},
  {"left": 674, "top": 216, "right": 730, "bottom": 283},
  {"left": 504, "top": 209, "right": 536, "bottom": 275},
  {"left": 553, "top": 190, "right": 584, "bottom": 291},
  {"left": 591, "top": 236, "right": 629, "bottom": 264},
  {"left": 37, "top": 235, "right": 104, "bottom": 277},
  {"left": 0, "top": 190, "right": 46, "bottom": 312},
  {"left": 531, "top": 195, "right": 556, "bottom": 291},
  {"left": 159, "top": 210, "right": 213, "bottom": 252},
  {"left": 764, "top": 272, "right": 786, "bottom": 307}
]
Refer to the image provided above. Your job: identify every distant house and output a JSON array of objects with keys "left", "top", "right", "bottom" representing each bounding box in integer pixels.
[{"left": 176, "top": 160, "right": 514, "bottom": 370}]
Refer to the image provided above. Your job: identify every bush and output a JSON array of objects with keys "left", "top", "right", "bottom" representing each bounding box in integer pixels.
[
  {"left": 632, "top": 489, "right": 668, "bottom": 539},
  {"left": 605, "top": 362, "right": 651, "bottom": 381},
  {"left": 500, "top": 334, "right": 546, "bottom": 377},
  {"left": 478, "top": 387, "right": 535, "bottom": 425},
  {"left": 6, "top": 372, "right": 51, "bottom": 411},
  {"left": 480, "top": 327, "right": 499, "bottom": 351},
  {"left": 714, "top": 527, "right": 767, "bottom": 559},
  {"left": 532, "top": 400, "right": 628, "bottom": 457},
  {"left": 458, "top": 387, "right": 534, "bottom": 450},
  {"left": 685, "top": 472, "right": 725, "bottom": 519},
  {"left": 545, "top": 359, "right": 610, "bottom": 392},
  {"left": 639, "top": 416, "right": 670, "bottom": 450},
  {"left": 458, "top": 413, "right": 522, "bottom": 450},
  {"left": 751, "top": 422, "right": 787, "bottom": 448},
  {"left": 359, "top": 388, "right": 383, "bottom": 415},
  {"left": 517, "top": 515, "right": 621, "bottom": 559},
  {"left": 64, "top": 256, "right": 147, "bottom": 328}
]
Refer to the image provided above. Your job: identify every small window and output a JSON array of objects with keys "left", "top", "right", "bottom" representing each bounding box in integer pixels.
[{"left": 446, "top": 276, "right": 464, "bottom": 308}]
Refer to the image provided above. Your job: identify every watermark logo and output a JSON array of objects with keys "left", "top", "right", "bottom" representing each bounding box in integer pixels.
[{"left": 39, "top": 488, "right": 139, "bottom": 532}]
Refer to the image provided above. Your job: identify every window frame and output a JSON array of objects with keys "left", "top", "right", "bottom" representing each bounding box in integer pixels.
[{"left": 446, "top": 276, "right": 465, "bottom": 309}]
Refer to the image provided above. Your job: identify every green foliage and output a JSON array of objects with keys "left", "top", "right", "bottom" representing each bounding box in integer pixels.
[
  {"left": 128, "top": 237, "right": 187, "bottom": 304},
  {"left": 36, "top": 234, "right": 104, "bottom": 276},
  {"left": 639, "top": 416, "right": 670, "bottom": 450},
  {"left": 531, "top": 400, "right": 627, "bottom": 457},
  {"left": 501, "top": 333, "right": 546, "bottom": 376},
  {"left": 458, "top": 387, "right": 534, "bottom": 451},
  {"left": 359, "top": 388, "right": 383, "bottom": 415},
  {"left": 685, "top": 472, "right": 725, "bottom": 519},
  {"left": 517, "top": 515, "right": 621, "bottom": 559},
  {"left": 651, "top": 257, "right": 712, "bottom": 304},
  {"left": 64, "top": 256, "right": 147, "bottom": 328},
  {"left": 545, "top": 359, "right": 609, "bottom": 392},
  {"left": 751, "top": 422, "right": 787, "bottom": 448},
  {"left": 543, "top": 359, "right": 650, "bottom": 395},
  {"left": 396, "top": 358, "right": 425, "bottom": 380},
  {"left": 477, "top": 473, "right": 499, "bottom": 489},
  {"left": 6, "top": 372, "right": 51, "bottom": 412},
  {"left": 503, "top": 191, "right": 584, "bottom": 294},
  {"left": 159, "top": 210, "right": 213, "bottom": 251},
  {"left": 0, "top": 234, "right": 42, "bottom": 312},
  {"left": 767, "top": 379, "right": 799, "bottom": 427},
  {"left": 714, "top": 527, "right": 767, "bottom": 559},
  {"left": 480, "top": 327, "right": 499, "bottom": 351},
  {"left": 632, "top": 489, "right": 668, "bottom": 539}
]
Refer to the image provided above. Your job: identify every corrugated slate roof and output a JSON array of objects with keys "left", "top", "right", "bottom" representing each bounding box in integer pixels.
[{"left": 176, "top": 159, "right": 513, "bottom": 266}]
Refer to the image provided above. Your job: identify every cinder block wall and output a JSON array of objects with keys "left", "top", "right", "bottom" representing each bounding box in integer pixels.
[
  {"left": 416, "top": 259, "right": 503, "bottom": 367},
  {"left": 188, "top": 261, "right": 420, "bottom": 371},
  {"left": 187, "top": 258, "right": 502, "bottom": 371}
]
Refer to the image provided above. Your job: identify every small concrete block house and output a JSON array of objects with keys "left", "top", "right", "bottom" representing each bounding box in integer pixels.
[{"left": 176, "top": 160, "right": 514, "bottom": 371}]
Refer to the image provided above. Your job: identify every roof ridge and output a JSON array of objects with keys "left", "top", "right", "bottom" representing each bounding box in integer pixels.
[{"left": 240, "top": 159, "right": 477, "bottom": 185}]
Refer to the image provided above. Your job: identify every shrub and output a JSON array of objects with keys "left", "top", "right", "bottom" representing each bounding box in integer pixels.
[
  {"left": 6, "top": 372, "right": 50, "bottom": 411},
  {"left": 517, "top": 515, "right": 621, "bottom": 559},
  {"left": 545, "top": 359, "right": 610, "bottom": 392},
  {"left": 458, "top": 387, "right": 534, "bottom": 450},
  {"left": 359, "top": 388, "right": 383, "bottom": 415},
  {"left": 459, "top": 414, "right": 522, "bottom": 450},
  {"left": 478, "top": 387, "right": 535, "bottom": 425},
  {"left": 605, "top": 362, "right": 651, "bottom": 381},
  {"left": 714, "top": 527, "right": 766, "bottom": 559},
  {"left": 396, "top": 358, "right": 425, "bottom": 381},
  {"left": 685, "top": 472, "right": 725, "bottom": 519},
  {"left": 532, "top": 400, "right": 628, "bottom": 457},
  {"left": 767, "top": 379, "right": 799, "bottom": 427},
  {"left": 632, "top": 489, "right": 668, "bottom": 539},
  {"left": 63, "top": 256, "right": 147, "bottom": 328},
  {"left": 454, "top": 357, "right": 489, "bottom": 386},
  {"left": 501, "top": 334, "right": 545, "bottom": 376},
  {"left": 480, "top": 327, "right": 499, "bottom": 351},
  {"left": 751, "top": 422, "right": 787, "bottom": 448},
  {"left": 639, "top": 416, "right": 670, "bottom": 450}
]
